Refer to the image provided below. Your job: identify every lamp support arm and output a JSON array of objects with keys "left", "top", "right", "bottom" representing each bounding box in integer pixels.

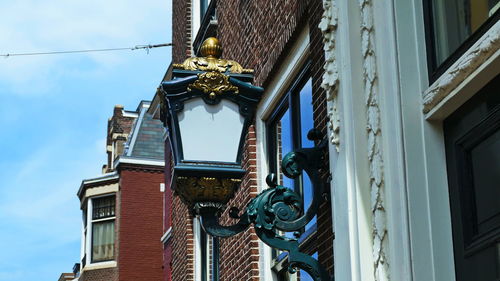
[
  {"left": 199, "top": 206, "right": 251, "bottom": 237},
  {"left": 197, "top": 129, "right": 332, "bottom": 281},
  {"left": 256, "top": 228, "right": 332, "bottom": 281}
]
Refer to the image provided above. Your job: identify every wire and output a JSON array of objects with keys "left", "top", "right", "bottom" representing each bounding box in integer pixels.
[{"left": 0, "top": 43, "right": 172, "bottom": 58}]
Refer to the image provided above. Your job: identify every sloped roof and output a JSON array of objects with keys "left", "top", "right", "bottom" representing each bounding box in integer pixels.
[{"left": 129, "top": 112, "right": 165, "bottom": 159}]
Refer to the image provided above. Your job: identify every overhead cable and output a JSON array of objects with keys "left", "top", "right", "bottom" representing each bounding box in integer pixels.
[{"left": 1, "top": 43, "right": 172, "bottom": 58}]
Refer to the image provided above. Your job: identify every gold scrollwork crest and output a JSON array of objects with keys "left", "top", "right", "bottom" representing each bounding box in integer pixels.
[
  {"left": 173, "top": 57, "right": 253, "bottom": 74},
  {"left": 188, "top": 71, "right": 239, "bottom": 99},
  {"left": 172, "top": 37, "right": 253, "bottom": 74}
]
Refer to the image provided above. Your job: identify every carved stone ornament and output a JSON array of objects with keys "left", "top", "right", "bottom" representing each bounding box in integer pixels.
[
  {"left": 188, "top": 71, "right": 239, "bottom": 99},
  {"left": 359, "top": 0, "right": 390, "bottom": 280},
  {"left": 423, "top": 21, "right": 500, "bottom": 114},
  {"left": 319, "top": 0, "right": 340, "bottom": 151}
]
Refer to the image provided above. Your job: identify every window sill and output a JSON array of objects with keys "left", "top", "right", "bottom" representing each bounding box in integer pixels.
[
  {"left": 422, "top": 21, "right": 500, "bottom": 120},
  {"left": 82, "top": 260, "right": 117, "bottom": 272}
]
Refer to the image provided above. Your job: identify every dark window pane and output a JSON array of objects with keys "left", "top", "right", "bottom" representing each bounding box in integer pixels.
[
  {"left": 92, "top": 196, "right": 115, "bottom": 220},
  {"left": 471, "top": 129, "right": 500, "bottom": 233},
  {"left": 211, "top": 237, "right": 219, "bottom": 281},
  {"left": 201, "top": 227, "right": 208, "bottom": 281},
  {"left": 83, "top": 208, "right": 87, "bottom": 227}
]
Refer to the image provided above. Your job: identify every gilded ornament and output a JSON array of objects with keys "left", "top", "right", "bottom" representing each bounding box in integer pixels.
[
  {"left": 175, "top": 176, "right": 241, "bottom": 205},
  {"left": 188, "top": 71, "right": 239, "bottom": 98},
  {"left": 173, "top": 37, "right": 253, "bottom": 74}
]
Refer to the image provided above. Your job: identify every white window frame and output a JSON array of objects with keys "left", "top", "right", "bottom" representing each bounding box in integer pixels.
[{"left": 84, "top": 194, "right": 117, "bottom": 267}]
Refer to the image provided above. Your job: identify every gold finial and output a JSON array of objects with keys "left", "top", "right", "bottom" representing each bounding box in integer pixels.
[{"left": 200, "top": 37, "right": 223, "bottom": 58}]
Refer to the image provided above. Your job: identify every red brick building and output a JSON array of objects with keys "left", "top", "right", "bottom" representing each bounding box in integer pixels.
[
  {"left": 74, "top": 101, "right": 166, "bottom": 281},
  {"left": 149, "top": 0, "right": 335, "bottom": 280}
]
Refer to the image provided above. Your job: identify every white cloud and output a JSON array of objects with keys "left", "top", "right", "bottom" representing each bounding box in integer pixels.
[{"left": 0, "top": 0, "right": 171, "bottom": 96}]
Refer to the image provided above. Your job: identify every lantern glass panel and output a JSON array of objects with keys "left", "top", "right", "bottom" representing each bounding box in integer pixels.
[{"left": 177, "top": 98, "right": 244, "bottom": 163}]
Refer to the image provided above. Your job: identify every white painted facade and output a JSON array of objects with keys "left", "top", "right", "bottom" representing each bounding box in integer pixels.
[{"left": 320, "top": 1, "right": 499, "bottom": 281}]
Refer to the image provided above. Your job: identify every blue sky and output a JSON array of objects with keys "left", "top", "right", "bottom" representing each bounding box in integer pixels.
[{"left": 0, "top": 1, "right": 172, "bottom": 280}]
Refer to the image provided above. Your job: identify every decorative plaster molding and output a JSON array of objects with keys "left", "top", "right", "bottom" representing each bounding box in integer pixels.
[
  {"left": 319, "top": 0, "right": 340, "bottom": 151},
  {"left": 359, "top": 0, "right": 390, "bottom": 280},
  {"left": 423, "top": 21, "right": 500, "bottom": 114}
]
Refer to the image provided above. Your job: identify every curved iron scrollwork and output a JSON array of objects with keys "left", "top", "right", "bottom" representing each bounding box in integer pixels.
[{"left": 199, "top": 129, "right": 332, "bottom": 281}]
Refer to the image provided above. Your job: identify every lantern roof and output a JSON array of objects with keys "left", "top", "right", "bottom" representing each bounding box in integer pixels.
[{"left": 160, "top": 37, "right": 263, "bottom": 120}]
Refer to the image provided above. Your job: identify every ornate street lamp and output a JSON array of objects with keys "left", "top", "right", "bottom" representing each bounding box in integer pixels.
[{"left": 160, "top": 38, "right": 331, "bottom": 281}]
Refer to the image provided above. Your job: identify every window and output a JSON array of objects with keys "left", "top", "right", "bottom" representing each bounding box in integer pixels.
[
  {"left": 192, "top": 0, "right": 212, "bottom": 46},
  {"left": 444, "top": 75, "right": 500, "bottom": 281},
  {"left": 267, "top": 63, "right": 315, "bottom": 233},
  {"left": 90, "top": 196, "right": 116, "bottom": 263},
  {"left": 424, "top": 0, "right": 500, "bottom": 80}
]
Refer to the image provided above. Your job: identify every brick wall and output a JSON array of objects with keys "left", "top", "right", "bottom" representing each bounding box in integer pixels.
[
  {"left": 307, "top": 0, "right": 334, "bottom": 274},
  {"left": 163, "top": 139, "right": 173, "bottom": 281},
  {"left": 118, "top": 166, "right": 164, "bottom": 281},
  {"left": 169, "top": 0, "right": 333, "bottom": 279},
  {"left": 217, "top": 0, "right": 333, "bottom": 277},
  {"left": 219, "top": 125, "right": 260, "bottom": 281},
  {"left": 172, "top": 0, "right": 192, "bottom": 63},
  {"left": 216, "top": 0, "right": 307, "bottom": 87},
  {"left": 170, "top": 197, "right": 195, "bottom": 281},
  {"left": 163, "top": 241, "right": 172, "bottom": 281}
]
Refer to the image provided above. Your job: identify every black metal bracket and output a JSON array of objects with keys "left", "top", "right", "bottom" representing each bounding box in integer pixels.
[{"left": 199, "top": 129, "right": 332, "bottom": 281}]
